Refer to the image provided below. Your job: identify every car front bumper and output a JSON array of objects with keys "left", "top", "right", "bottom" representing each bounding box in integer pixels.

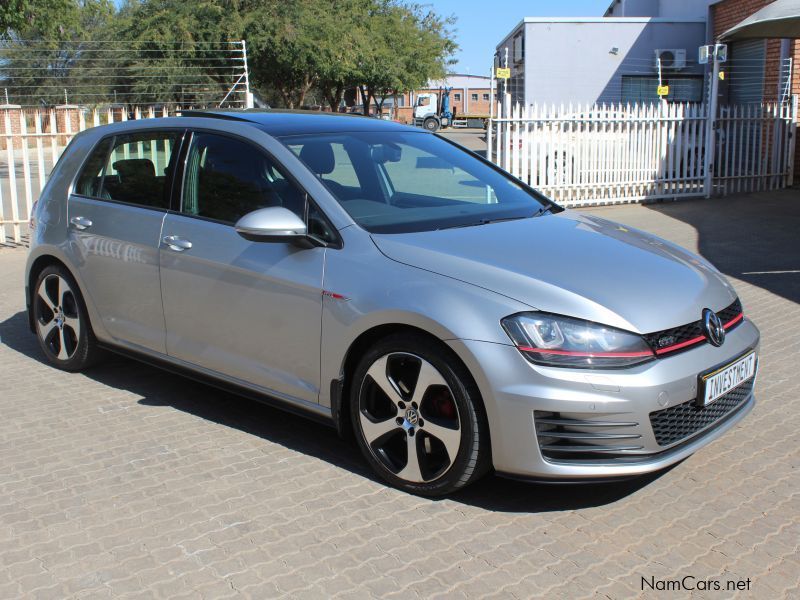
[{"left": 448, "top": 318, "right": 760, "bottom": 480}]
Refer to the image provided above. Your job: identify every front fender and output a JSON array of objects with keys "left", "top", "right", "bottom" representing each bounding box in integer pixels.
[{"left": 318, "top": 227, "right": 530, "bottom": 408}]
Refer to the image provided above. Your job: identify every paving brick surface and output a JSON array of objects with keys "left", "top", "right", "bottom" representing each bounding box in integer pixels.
[{"left": 1, "top": 191, "right": 798, "bottom": 598}]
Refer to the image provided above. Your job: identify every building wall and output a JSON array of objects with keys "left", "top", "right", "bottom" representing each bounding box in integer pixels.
[
  {"left": 496, "top": 19, "right": 707, "bottom": 106},
  {"left": 712, "top": 0, "right": 799, "bottom": 101},
  {"left": 711, "top": 0, "right": 800, "bottom": 175},
  {"left": 605, "top": 0, "right": 714, "bottom": 18},
  {"left": 390, "top": 75, "right": 495, "bottom": 123}
]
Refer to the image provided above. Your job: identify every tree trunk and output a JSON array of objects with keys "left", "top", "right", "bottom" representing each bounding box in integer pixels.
[
  {"left": 332, "top": 83, "right": 344, "bottom": 112},
  {"left": 359, "top": 85, "right": 370, "bottom": 116},
  {"left": 280, "top": 87, "right": 294, "bottom": 109}
]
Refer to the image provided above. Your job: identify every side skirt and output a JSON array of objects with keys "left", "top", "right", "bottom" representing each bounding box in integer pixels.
[{"left": 98, "top": 342, "right": 336, "bottom": 428}]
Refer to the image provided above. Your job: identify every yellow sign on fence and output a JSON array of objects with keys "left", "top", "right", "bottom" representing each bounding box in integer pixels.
[
  {"left": 657, "top": 85, "right": 670, "bottom": 97},
  {"left": 496, "top": 67, "right": 511, "bottom": 79}
]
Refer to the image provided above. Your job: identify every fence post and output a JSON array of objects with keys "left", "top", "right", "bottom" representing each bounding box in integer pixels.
[
  {"left": 788, "top": 95, "right": 798, "bottom": 186},
  {"left": 486, "top": 67, "right": 493, "bottom": 163},
  {"left": 704, "top": 49, "right": 723, "bottom": 198},
  {"left": 3, "top": 108, "right": 20, "bottom": 243}
]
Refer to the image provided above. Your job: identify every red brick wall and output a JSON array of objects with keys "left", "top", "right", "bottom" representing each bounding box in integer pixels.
[
  {"left": 712, "top": 0, "right": 799, "bottom": 100},
  {"left": 712, "top": 0, "right": 775, "bottom": 34},
  {"left": 0, "top": 106, "right": 23, "bottom": 150}
]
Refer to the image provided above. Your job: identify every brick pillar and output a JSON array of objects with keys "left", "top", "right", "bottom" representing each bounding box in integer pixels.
[
  {"left": 0, "top": 104, "right": 23, "bottom": 150},
  {"left": 54, "top": 105, "right": 81, "bottom": 145}
]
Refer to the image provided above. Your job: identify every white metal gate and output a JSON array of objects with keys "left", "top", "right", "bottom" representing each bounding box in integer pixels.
[{"left": 488, "top": 97, "right": 798, "bottom": 207}]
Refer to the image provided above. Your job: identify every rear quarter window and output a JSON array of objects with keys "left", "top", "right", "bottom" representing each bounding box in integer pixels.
[{"left": 74, "top": 130, "right": 181, "bottom": 209}]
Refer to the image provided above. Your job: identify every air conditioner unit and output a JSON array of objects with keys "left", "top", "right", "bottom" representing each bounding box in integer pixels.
[{"left": 655, "top": 49, "right": 687, "bottom": 70}]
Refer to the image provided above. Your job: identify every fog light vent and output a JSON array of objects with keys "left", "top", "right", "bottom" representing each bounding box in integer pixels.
[{"left": 534, "top": 412, "right": 644, "bottom": 460}]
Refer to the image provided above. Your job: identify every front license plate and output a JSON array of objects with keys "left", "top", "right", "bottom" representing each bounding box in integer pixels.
[{"left": 699, "top": 351, "right": 757, "bottom": 406}]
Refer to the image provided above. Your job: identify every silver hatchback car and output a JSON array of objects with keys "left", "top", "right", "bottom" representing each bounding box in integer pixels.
[{"left": 26, "top": 111, "right": 759, "bottom": 496}]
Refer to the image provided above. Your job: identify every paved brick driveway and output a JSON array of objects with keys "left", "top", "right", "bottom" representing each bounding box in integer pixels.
[{"left": 1, "top": 191, "right": 798, "bottom": 599}]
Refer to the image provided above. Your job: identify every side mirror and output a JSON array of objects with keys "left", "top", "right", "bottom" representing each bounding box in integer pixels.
[{"left": 234, "top": 207, "right": 307, "bottom": 243}]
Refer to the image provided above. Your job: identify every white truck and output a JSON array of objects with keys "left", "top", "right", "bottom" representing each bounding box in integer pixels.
[{"left": 413, "top": 89, "right": 488, "bottom": 131}]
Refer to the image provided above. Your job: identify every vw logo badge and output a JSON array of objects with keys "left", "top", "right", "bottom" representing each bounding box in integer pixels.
[
  {"left": 405, "top": 408, "right": 419, "bottom": 425},
  {"left": 702, "top": 309, "right": 725, "bottom": 347}
]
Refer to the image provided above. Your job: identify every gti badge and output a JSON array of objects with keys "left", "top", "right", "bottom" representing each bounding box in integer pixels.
[
  {"left": 702, "top": 308, "right": 725, "bottom": 347},
  {"left": 658, "top": 335, "right": 676, "bottom": 348}
]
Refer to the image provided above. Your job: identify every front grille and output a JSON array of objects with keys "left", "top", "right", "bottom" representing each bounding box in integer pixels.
[
  {"left": 643, "top": 298, "right": 743, "bottom": 356},
  {"left": 650, "top": 377, "right": 754, "bottom": 446},
  {"left": 534, "top": 412, "right": 644, "bottom": 460}
]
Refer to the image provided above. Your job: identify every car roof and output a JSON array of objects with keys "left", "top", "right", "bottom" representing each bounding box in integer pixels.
[{"left": 179, "top": 109, "right": 420, "bottom": 137}]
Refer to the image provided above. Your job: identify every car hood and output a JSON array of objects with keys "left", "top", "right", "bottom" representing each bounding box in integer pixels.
[{"left": 370, "top": 211, "right": 736, "bottom": 334}]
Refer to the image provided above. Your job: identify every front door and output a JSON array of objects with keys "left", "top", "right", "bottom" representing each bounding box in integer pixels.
[
  {"left": 69, "top": 130, "right": 183, "bottom": 353},
  {"left": 159, "top": 131, "right": 327, "bottom": 403}
]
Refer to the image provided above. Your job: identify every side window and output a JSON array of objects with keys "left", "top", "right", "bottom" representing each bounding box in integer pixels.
[
  {"left": 382, "top": 142, "right": 498, "bottom": 204},
  {"left": 75, "top": 138, "right": 113, "bottom": 197},
  {"left": 182, "top": 132, "right": 305, "bottom": 224},
  {"left": 100, "top": 132, "right": 179, "bottom": 208}
]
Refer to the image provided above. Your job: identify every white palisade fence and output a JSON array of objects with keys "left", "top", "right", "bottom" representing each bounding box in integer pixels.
[
  {"left": 0, "top": 106, "right": 168, "bottom": 245},
  {"left": 488, "top": 97, "right": 798, "bottom": 207}
]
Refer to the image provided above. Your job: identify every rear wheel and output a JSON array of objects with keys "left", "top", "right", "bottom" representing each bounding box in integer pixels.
[
  {"left": 33, "top": 265, "right": 101, "bottom": 371},
  {"left": 350, "top": 333, "right": 490, "bottom": 496},
  {"left": 423, "top": 117, "right": 440, "bottom": 132}
]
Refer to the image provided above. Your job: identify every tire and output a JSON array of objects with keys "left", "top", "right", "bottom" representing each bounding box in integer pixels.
[
  {"left": 350, "top": 332, "right": 490, "bottom": 496},
  {"left": 423, "top": 117, "right": 439, "bottom": 132},
  {"left": 32, "top": 265, "right": 102, "bottom": 371}
]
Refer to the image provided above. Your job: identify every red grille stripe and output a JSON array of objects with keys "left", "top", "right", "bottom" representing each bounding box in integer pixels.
[
  {"left": 724, "top": 312, "right": 743, "bottom": 329},
  {"left": 655, "top": 312, "right": 744, "bottom": 355}
]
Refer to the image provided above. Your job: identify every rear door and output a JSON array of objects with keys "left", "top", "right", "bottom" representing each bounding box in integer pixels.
[
  {"left": 159, "top": 131, "right": 335, "bottom": 403},
  {"left": 69, "top": 129, "right": 183, "bottom": 353}
]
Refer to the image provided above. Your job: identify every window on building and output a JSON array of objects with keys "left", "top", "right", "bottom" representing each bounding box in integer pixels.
[
  {"left": 482, "top": 93, "right": 490, "bottom": 101},
  {"left": 728, "top": 40, "right": 766, "bottom": 104},
  {"left": 621, "top": 76, "right": 703, "bottom": 103},
  {"left": 471, "top": 93, "right": 479, "bottom": 102},
  {"left": 454, "top": 93, "right": 461, "bottom": 101}
]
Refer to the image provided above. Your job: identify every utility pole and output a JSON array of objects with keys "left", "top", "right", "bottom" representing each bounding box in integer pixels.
[
  {"left": 503, "top": 46, "right": 509, "bottom": 119},
  {"left": 242, "top": 39, "right": 254, "bottom": 109},
  {"left": 703, "top": 43, "right": 726, "bottom": 198}
]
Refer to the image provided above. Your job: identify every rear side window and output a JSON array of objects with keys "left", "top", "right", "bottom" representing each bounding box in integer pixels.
[
  {"left": 74, "top": 131, "right": 181, "bottom": 209},
  {"left": 75, "top": 138, "right": 112, "bottom": 198}
]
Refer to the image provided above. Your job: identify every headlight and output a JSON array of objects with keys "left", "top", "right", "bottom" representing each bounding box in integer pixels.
[{"left": 501, "top": 312, "right": 655, "bottom": 368}]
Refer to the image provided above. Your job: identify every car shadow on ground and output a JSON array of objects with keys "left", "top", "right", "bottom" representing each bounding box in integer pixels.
[
  {"left": 1, "top": 309, "right": 668, "bottom": 513},
  {"left": 642, "top": 191, "right": 800, "bottom": 305}
]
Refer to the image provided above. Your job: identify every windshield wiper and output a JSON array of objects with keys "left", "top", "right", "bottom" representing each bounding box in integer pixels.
[
  {"left": 439, "top": 208, "right": 552, "bottom": 230},
  {"left": 439, "top": 215, "right": 527, "bottom": 230}
]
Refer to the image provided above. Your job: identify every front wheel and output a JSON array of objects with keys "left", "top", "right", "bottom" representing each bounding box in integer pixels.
[
  {"left": 350, "top": 333, "right": 490, "bottom": 496},
  {"left": 423, "top": 117, "right": 440, "bottom": 132}
]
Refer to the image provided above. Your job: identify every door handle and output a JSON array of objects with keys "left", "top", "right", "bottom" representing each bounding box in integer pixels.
[
  {"left": 162, "top": 235, "right": 193, "bottom": 252},
  {"left": 69, "top": 216, "right": 93, "bottom": 230}
]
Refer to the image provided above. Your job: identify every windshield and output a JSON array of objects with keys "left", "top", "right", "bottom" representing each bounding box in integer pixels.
[{"left": 279, "top": 131, "right": 551, "bottom": 234}]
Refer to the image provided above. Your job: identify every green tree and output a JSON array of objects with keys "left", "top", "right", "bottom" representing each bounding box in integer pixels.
[
  {"left": 356, "top": 1, "right": 456, "bottom": 116},
  {"left": 244, "top": 0, "right": 455, "bottom": 112},
  {"left": 0, "top": 1, "right": 115, "bottom": 105},
  {"left": 111, "top": 0, "right": 244, "bottom": 106}
]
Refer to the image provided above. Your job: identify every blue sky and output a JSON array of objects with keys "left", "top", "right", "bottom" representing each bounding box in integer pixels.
[{"left": 429, "top": 0, "right": 612, "bottom": 75}]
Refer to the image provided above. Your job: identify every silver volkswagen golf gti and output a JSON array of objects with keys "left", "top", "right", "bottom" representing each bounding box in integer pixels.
[{"left": 26, "top": 111, "right": 759, "bottom": 496}]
